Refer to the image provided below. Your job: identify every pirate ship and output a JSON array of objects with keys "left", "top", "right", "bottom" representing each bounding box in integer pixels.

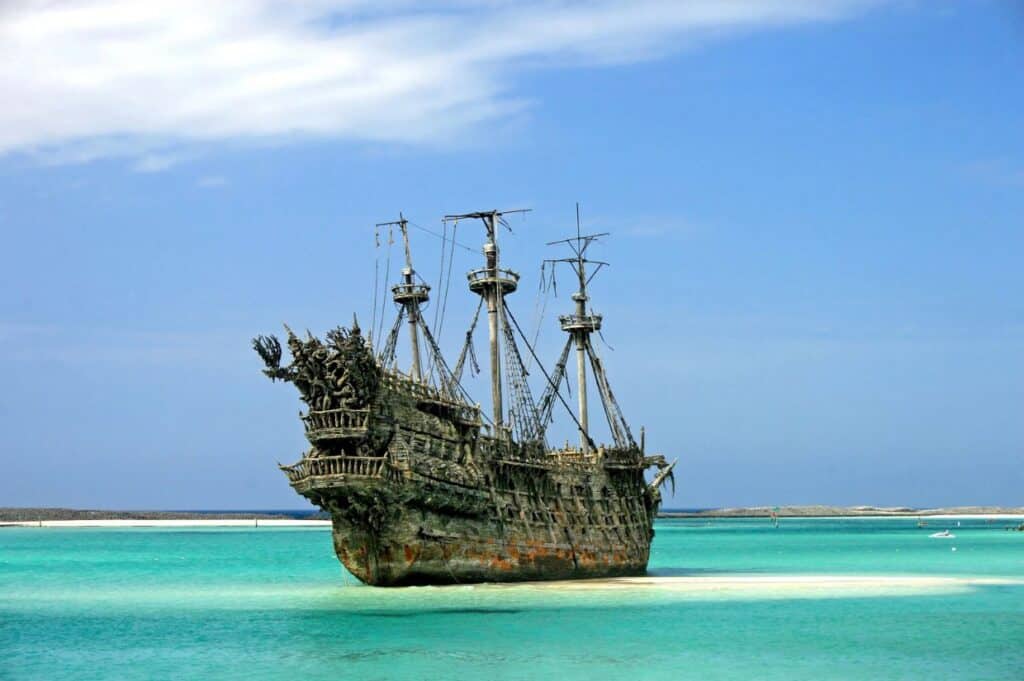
[{"left": 254, "top": 209, "right": 676, "bottom": 585}]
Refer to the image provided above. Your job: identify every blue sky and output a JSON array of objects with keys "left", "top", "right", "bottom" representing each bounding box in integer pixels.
[{"left": 1, "top": 0, "right": 1021, "bottom": 509}]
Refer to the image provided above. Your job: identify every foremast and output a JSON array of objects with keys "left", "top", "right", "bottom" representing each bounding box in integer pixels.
[{"left": 377, "top": 214, "right": 430, "bottom": 382}]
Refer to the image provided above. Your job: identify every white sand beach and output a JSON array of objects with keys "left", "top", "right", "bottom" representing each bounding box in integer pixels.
[{"left": 0, "top": 519, "right": 331, "bottom": 528}]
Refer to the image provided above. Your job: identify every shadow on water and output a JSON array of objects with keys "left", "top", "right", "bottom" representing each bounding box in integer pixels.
[
  {"left": 646, "top": 567, "right": 766, "bottom": 577},
  {"left": 352, "top": 607, "right": 525, "bottom": 618}
]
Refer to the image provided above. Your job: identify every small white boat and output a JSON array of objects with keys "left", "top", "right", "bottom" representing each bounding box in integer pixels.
[{"left": 929, "top": 530, "right": 955, "bottom": 539}]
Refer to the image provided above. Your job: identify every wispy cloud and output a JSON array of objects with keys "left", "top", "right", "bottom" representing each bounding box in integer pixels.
[
  {"left": 0, "top": 0, "right": 886, "bottom": 166},
  {"left": 197, "top": 175, "right": 228, "bottom": 188},
  {"left": 133, "top": 152, "right": 190, "bottom": 173}
]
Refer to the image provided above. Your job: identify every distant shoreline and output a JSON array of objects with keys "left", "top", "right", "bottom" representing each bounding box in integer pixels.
[
  {"left": 660, "top": 505, "right": 1024, "bottom": 518},
  {"left": 0, "top": 508, "right": 325, "bottom": 523},
  {"left": 3, "top": 505, "right": 1023, "bottom": 527}
]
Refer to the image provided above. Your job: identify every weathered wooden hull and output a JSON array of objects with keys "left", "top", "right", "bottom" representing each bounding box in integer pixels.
[
  {"left": 317, "top": 473, "right": 653, "bottom": 586},
  {"left": 277, "top": 358, "right": 667, "bottom": 586}
]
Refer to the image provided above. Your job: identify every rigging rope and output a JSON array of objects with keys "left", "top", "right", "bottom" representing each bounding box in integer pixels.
[
  {"left": 584, "top": 336, "right": 635, "bottom": 448},
  {"left": 379, "top": 306, "right": 405, "bottom": 369},
  {"left": 409, "top": 221, "right": 476, "bottom": 254},
  {"left": 416, "top": 315, "right": 493, "bottom": 426},
  {"left": 436, "top": 220, "right": 457, "bottom": 338},
  {"left": 499, "top": 302, "right": 544, "bottom": 444},
  {"left": 452, "top": 297, "right": 483, "bottom": 385},
  {"left": 503, "top": 301, "right": 594, "bottom": 448},
  {"left": 524, "top": 260, "right": 551, "bottom": 372},
  {"left": 538, "top": 336, "right": 573, "bottom": 426},
  {"left": 431, "top": 221, "right": 447, "bottom": 334},
  {"left": 371, "top": 231, "right": 379, "bottom": 349}
]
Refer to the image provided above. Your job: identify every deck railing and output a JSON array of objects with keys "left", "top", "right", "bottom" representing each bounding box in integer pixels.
[
  {"left": 380, "top": 371, "right": 481, "bottom": 424},
  {"left": 281, "top": 455, "right": 387, "bottom": 483},
  {"left": 302, "top": 408, "right": 370, "bottom": 442}
]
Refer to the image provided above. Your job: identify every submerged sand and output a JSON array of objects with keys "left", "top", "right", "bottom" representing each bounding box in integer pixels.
[{"left": 518, "top": 574, "right": 1021, "bottom": 591}]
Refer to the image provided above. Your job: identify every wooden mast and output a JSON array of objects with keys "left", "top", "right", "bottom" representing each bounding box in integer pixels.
[
  {"left": 378, "top": 214, "right": 429, "bottom": 382},
  {"left": 445, "top": 209, "right": 529, "bottom": 434},
  {"left": 547, "top": 207, "right": 608, "bottom": 453}
]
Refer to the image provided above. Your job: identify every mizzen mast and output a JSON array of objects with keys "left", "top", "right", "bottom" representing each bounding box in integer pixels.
[
  {"left": 378, "top": 214, "right": 430, "bottom": 382},
  {"left": 546, "top": 210, "right": 608, "bottom": 453}
]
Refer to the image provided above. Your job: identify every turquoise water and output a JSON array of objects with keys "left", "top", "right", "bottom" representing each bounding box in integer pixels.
[{"left": 2, "top": 518, "right": 1023, "bottom": 680}]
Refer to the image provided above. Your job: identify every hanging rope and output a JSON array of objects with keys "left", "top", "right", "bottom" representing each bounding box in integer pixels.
[
  {"left": 452, "top": 297, "right": 484, "bottom": 385},
  {"left": 424, "top": 220, "right": 460, "bottom": 385},
  {"left": 371, "top": 227, "right": 380, "bottom": 349},
  {"left": 503, "top": 300, "right": 594, "bottom": 448},
  {"left": 375, "top": 225, "right": 393, "bottom": 346},
  {"left": 436, "top": 220, "right": 458, "bottom": 339},
  {"left": 417, "top": 315, "right": 492, "bottom": 426},
  {"left": 409, "top": 220, "right": 476, "bottom": 254},
  {"left": 500, "top": 301, "right": 544, "bottom": 444},
  {"left": 431, "top": 221, "right": 447, "bottom": 334},
  {"left": 538, "top": 335, "right": 573, "bottom": 426},
  {"left": 585, "top": 336, "right": 635, "bottom": 448},
  {"left": 524, "top": 260, "right": 552, "bottom": 372},
  {"left": 379, "top": 306, "right": 405, "bottom": 369}
]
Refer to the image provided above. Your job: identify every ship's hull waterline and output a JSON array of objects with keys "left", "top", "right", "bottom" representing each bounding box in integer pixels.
[
  {"left": 331, "top": 516, "right": 650, "bottom": 587},
  {"left": 311, "top": 467, "right": 654, "bottom": 586}
]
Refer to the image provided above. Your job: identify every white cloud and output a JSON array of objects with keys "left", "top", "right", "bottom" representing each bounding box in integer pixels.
[
  {"left": 198, "top": 175, "right": 228, "bottom": 188},
  {"left": 133, "top": 152, "right": 189, "bottom": 173},
  {"left": 0, "top": 0, "right": 885, "bottom": 165}
]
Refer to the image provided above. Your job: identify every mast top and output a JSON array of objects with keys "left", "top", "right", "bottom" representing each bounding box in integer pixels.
[
  {"left": 376, "top": 212, "right": 418, "bottom": 275},
  {"left": 544, "top": 206, "right": 609, "bottom": 304},
  {"left": 375, "top": 213, "right": 429, "bottom": 381},
  {"left": 444, "top": 209, "right": 531, "bottom": 246}
]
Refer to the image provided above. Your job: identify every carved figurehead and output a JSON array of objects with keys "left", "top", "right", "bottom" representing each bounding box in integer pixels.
[{"left": 253, "top": 321, "right": 380, "bottom": 411}]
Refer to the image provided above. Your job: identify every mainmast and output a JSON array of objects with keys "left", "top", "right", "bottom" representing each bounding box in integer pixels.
[
  {"left": 378, "top": 214, "right": 430, "bottom": 382},
  {"left": 546, "top": 208, "right": 609, "bottom": 453},
  {"left": 444, "top": 209, "right": 529, "bottom": 433}
]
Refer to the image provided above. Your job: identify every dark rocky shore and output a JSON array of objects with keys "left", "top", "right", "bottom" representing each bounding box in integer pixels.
[{"left": 661, "top": 505, "right": 1024, "bottom": 518}]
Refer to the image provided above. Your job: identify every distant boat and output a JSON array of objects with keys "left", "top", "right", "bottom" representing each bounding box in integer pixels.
[{"left": 929, "top": 530, "right": 955, "bottom": 539}]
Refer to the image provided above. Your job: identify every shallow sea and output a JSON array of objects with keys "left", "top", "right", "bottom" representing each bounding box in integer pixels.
[{"left": 2, "top": 518, "right": 1023, "bottom": 680}]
